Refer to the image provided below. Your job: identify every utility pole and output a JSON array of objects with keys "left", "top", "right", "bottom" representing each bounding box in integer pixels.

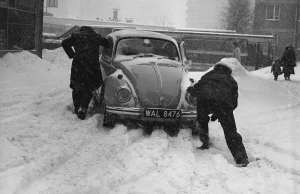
[{"left": 294, "top": 0, "right": 300, "bottom": 50}]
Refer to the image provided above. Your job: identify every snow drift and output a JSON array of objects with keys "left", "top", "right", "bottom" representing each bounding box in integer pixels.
[{"left": 1, "top": 50, "right": 300, "bottom": 194}]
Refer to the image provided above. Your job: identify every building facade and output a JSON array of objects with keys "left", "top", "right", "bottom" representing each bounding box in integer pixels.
[
  {"left": 253, "top": 0, "right": 299, "bottom": 59},
  {"left": 0, "top": 0, "right": 44, "bottom": 57},
  {"left": 186, "top": 0, "right": 229, "bottom": 29},
  {"left": 44, "top": 0, "right": 117, "bottom": 21}
]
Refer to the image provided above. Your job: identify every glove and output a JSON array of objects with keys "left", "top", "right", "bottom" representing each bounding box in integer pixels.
[
  {"left": 187, "top": 86, "right": 197, "bottom": 97},
  {"left": 210, "top": 114, "right": 218, "bottom": 122},
  {"left": 187, "top": 86, "right": 193, "bottom": 93}
]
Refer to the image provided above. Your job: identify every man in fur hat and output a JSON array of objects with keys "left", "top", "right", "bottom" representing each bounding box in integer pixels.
[{"left": 187, "top": 61, "right": 249, "bottom": 167}]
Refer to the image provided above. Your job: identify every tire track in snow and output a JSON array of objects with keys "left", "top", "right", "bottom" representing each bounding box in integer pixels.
[{"left": 21, "top": 125, "right": 147, "bottom": 194}]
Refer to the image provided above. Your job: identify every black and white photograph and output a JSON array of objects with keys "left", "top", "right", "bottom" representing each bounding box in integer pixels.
[{"left": 1, "top": 0, "right": 300, "bottom": 193}]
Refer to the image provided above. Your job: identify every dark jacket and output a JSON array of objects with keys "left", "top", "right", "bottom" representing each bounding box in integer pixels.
[
  {"left": 62, "top": 26, "right": 107, "bottom": 91},
  {"left": 281, "top": 46, "right": 296, "bottom": 75},
  {"left": 271, "top": 62, "right": 282, "bottom": 75},
  {"left": 187, "top": 63, "right": 238, "bottom": 110}
]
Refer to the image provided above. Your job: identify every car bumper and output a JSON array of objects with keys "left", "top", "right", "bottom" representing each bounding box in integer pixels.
[{"left": 106, "top": 106, "right": 197, "bottom": 122}]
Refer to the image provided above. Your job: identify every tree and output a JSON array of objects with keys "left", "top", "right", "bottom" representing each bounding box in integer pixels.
[
  {"left": 153, "top": 15, "right": 174, "bottom": 30},
  {"left": 221, "top": 0, "right": 253, "bottom": 33}
]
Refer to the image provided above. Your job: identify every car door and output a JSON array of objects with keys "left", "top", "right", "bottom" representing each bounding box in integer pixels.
[
  {"left": 180, "top": 41, "right": 192, "bottom": 71},
  {"left": 100, "top": 36, "right": 116, "bottom": 78}
]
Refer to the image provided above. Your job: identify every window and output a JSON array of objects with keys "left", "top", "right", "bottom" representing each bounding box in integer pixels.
[
  {"left": 266, "top": 4, "right": 280, "bottom": 20},
  {"left": 46, "top": 0, "right": 58, "bottom": 8},
  {"left": 101, "top": 37, "right": 113, "bottom": 62},
  {"left": 115, "top": 38, "right": 179, "bottom": 61},
  {"left": 0, "top": 0, "right": 7, "bottom": 7},
  {"left": 0, "top": 28, "right": 6, "bottom": 49}
]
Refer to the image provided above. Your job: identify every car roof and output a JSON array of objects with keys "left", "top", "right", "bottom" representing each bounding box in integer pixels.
[{"left": 109, "top": 29, "right": 176, "bottom": 42}]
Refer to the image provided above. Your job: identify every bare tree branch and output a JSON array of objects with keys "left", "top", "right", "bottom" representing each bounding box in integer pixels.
[
  {"left": 153, "top": 15, "right": 174, "bottom": 30},
  {"left": 220, "top": 0, "right": 254, "bottom": 33}
]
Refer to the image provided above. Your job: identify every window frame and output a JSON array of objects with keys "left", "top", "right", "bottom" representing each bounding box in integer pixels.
[
  {"left": 46, "top": 0, "right": 58, "bottom": 8},
  {"left": 266, "top": 4, "right": 280, "bottom": 21},
  {"left": 114, "top": 37, "right": 180, "bottom": 61},
  {"left": 101, "top": 36, "right": 114, "bottom": 63},
  {"left": 0, "top": 0, "right": 7, "bottom": 7}
]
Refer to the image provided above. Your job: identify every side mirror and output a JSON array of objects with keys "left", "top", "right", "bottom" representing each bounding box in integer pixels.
[{"left": 184, "top": 60, "right": 192, "bottom": 68}]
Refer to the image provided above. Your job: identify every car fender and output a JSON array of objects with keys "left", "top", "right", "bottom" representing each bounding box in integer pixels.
[{"left": 104, "top": 69, "right": 138, "bottom": 107}]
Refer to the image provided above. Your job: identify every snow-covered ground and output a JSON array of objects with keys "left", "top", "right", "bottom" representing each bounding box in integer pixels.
[{"left": 1, "top": 49, "right": 300, "bottom": 194}]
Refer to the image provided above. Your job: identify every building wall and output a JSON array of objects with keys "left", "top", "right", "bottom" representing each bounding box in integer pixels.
[
  {"left": 0, "top": 0, "right": 44, "bottom": 57},
  {"left": 186, "top": 0, "right": 256, "bottom": 29},
  {"left": 186, "top": 0, "right": 228, "bottom": 29},
  {"left": 253, "top": 0, "right": 298, "bottom": 58}
]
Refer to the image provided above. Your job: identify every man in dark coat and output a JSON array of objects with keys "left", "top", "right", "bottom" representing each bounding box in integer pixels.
[
  {"left": 187, "top": 62, "right": 249, "bottom": 167},
  {"left": 281, "top": 45, "right": 296, "bottom": 80},
  {"left": 62, "top": 26, "right": 107, "bottom": 120}
]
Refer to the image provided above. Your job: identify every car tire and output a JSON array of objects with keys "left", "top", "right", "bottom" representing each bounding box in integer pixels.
[
  {"left": 93, "top": 85, "right": 104, "bottom": 108},
  {"left": 103, "top": 103, "right": 116, "bottom": 129},
  {"left": 164, "top": 122, "right": 180, "bottom": 137},
  {"left": 144, "top": 123, "right": 154, "bottom": 136}
]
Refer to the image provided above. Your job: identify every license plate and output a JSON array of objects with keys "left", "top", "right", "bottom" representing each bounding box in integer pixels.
[{"left": 144, "top": 108, "right": 181, "bottom": 118}]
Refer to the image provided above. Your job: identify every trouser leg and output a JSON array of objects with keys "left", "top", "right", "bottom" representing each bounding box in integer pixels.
[
  {"left": 72, "top": 89, "right": 82, "bottom": 114},
  {"left": 80, "top": 88, "right": 94, "bottom": 110},
  {"left": 197, "top": 101, "right": 210, "bottom": 144},
  {"left": 217, "top": 109, "right": 248, "bottom": 162}
]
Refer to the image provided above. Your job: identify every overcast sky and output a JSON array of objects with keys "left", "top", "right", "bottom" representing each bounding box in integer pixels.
[{"left": 113, "top": 0, "right": 187, "bottom": 27}]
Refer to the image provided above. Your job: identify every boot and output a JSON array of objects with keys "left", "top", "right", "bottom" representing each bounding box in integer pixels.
[
  {"left": 197, "top": 142, "right": 209, "bottom": 150},
  {"left": 236, "top": 157, "right": 249, "bottom": 167},
  {"left": 77, "top": 107, "right": 87, "bottom": 120}
]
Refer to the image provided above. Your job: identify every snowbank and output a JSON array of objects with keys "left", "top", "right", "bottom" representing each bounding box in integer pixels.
[{"left": 1, "top": 50, "right": 300, "bottom": 194}]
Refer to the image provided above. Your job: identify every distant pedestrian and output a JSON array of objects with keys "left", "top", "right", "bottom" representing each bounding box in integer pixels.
[
  {"left": 232, "top": 42, "right": 241, "bottom": 63},
  {"left": 271, "top": 58, "right": 282, "bottom": 81},
  {"left": 281, "top": 44, "right": 296, "bottom": 80},
  {"left": 62, "top": 26, "right": 107, "bottom": 120},
  {"left": 187, "top": 61, "right": 249, "bottom": 167}
]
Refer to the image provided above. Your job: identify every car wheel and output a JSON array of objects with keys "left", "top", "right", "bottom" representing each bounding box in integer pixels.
[
  {"left": 164, "top": 122, "right": 180, "bottom": 137},
  {"left": 93, "top": 85, "right": 104, "bottom": 108},
  {"left": 144, "top": 123, "right": 154, "bottom": 136},
  {"left": 103, "top": 103, "right": 116, "bottom": 129}
]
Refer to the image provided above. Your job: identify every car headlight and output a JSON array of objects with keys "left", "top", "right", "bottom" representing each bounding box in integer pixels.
[
  {"left": 186, "top": 92, "right": 197, "bottom": 106},
  {"left": 115, "top": 88, "right": 131, "bottom": 103}
]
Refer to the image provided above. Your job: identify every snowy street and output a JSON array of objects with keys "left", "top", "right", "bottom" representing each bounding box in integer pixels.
[{"left": 1, "top": 49, "right": 300, "bottom": 194}]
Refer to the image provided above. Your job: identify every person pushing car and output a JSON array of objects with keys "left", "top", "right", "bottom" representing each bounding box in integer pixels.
[
  {"left": 187, "top": 60, "right": 249, "bottom": 167},
  {"left": 62, "top": 26, "right": 107, "bottom": 120}
]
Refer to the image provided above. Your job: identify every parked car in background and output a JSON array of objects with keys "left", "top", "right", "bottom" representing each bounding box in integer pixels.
[{"left": 94, "top": 29, "right": 197, "bottom": 136}]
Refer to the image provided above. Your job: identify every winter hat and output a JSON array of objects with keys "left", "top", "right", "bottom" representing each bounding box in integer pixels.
[
  {"left": 79, "top": 26, "right": 95, "bottom": 33},
  {"left": 214, "top": 61, "right": 233, "bottom": 74},
  {"left": 275, "top": 58, "right": 281, "bottom": 63}
]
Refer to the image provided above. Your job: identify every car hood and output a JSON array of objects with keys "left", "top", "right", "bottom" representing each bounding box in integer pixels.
[{"left": 113, "top": 57, "right": 183, "bottom": 108}]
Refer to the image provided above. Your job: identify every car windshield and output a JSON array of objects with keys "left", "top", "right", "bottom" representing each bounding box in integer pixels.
[{"left": 115, "top": 37, "right": 179, "bottom": 61}]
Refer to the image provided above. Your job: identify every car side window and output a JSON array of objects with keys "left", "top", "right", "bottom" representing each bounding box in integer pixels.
[{"left": 101, "top": 37, "right": 113, "bottom": 62}]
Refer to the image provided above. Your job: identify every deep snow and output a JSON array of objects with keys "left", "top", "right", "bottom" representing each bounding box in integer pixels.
[{"left": 1, "top": 49, "right": 300, "bottom": 194}]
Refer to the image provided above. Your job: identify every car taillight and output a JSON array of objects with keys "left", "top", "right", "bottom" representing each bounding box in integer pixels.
[
  {"left": 115, "top": 88, "right": 131, "bottom": 103},
  {"left": 186, "top": 92, "right": 197, "bottom": 106}
]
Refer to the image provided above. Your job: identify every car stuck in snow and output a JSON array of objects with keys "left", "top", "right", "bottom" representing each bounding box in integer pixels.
[{"left": 93, "top": 29, "right": 197, "bottom": 135}]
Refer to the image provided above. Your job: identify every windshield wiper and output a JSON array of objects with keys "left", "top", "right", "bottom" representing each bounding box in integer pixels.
[
  {"left": 158, "top": 56, "right": 177, "bottom": 60},
  {"left": 133, "top": 53, "right": 155, "bottom": 58}
]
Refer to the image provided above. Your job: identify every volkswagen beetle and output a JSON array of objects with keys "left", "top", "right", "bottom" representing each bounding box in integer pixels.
[{"left": 94, "top": 29, "right": 197, "bottom": 135}]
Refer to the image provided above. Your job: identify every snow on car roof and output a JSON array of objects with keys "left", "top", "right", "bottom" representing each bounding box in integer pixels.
[{"left": 109, "top": 29, "right": 175, "bottom": 42}]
